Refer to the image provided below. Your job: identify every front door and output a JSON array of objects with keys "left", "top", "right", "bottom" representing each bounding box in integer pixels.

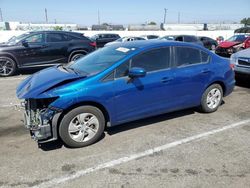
[
  {"left": 17, "top": 33, "right": 47, "bottom": 67},
  {"left": 113, "top": 47, "right": 176, "bottom": 124}
]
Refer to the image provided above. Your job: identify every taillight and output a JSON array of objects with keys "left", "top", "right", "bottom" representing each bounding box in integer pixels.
[
  {"left": 89, "top": 42, "right": 96, "bottom": 47},
  {"left": 242, "top": 42, "right": 246, "bottom": 48},
  {"left": 230, "top": 63, "right": 235, "bottom": 70}
]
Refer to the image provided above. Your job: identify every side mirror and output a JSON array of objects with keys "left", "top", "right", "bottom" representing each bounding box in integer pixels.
[
  {"left": 128, "top": 67, "right": 146, "bottom": 78},
  {"left": 22, "top": 40, "right": 29, "bottom": 47}
]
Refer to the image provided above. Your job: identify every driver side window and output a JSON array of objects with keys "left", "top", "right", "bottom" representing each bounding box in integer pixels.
[
  {"left": 25, "top": 33, "right": 45, "bottom": 43},
  {"left": 115, "top": 47, "right": 170, "bottom": 78}
]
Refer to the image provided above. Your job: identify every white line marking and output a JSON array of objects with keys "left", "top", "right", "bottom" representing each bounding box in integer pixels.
[
  {"left": 0, "top": 77, "right": 26, "bottom": 81},
  {"left": 0, "top": 103, "right": 20, "bottom": 108},
  {"left": 34, "top": 119, "right": 250, "bottom": 188}
]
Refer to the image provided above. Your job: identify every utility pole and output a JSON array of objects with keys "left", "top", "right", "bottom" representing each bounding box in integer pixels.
[
  {"left": 178, "top": 12, "right": 180, "bottom": 24},
  {"left": 0, "top": 8, "right": 3, "bottom": 22},
  {"left": 98, "top": 10, "right": 100, "bottom": 25},
  {"left": 45, "top": 8, "right": 48, "bottom": 23},
  {"left": 163, "top": 8, "right": 167, "bottom": 24}
]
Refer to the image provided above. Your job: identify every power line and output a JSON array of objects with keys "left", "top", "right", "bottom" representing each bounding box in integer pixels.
[
  {"left": 178, "top": 12, "right": 180, "bottom": 24},
  {"left": 0, "top": 8, "right": 3, "bottom": 22},
  {"left": 45, "top": 8, "right": 48, "bottom": 23},
  {"left": 98, "top": 10, "right": 100, "bottom": 25},
  {"left": 163, "top": 8, "right": 167, "bottom": 24}
]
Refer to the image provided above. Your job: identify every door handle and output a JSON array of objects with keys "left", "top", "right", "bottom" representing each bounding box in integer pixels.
[
  {"left": 201, "top": 69, "right": 211, "bottom": 74},
  {"left": 161, "top": 77, "right": 173, "bottom": 83}
]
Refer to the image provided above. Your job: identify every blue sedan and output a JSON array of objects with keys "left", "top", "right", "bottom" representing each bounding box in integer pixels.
[{"left": 16, "top": 40, "right": 235, "bottom": 148}]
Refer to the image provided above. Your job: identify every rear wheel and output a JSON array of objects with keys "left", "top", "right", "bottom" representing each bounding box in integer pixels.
[
  {"left": 200, "top": 84, "right": 223, "bottom": 113},
  {"left": 59, "top": 106, "right": 105, "bottom": 148},
  {"left": 0, "top": 57, "right": 17, "bottom": 77},
  {"left": 70, "top": 53, "right": 85, "bottom": 62}
]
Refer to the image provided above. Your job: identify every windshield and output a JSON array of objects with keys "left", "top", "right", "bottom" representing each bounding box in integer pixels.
[
  {"left": 7, "top": 33, "right": 31, "bottom": 44},
  {"left": 160, "top": 36, "right": 175, "bottom": 40},
  {"left": 227, "top": 35, "right": 248, "bottom": 42},
  {"left": 68, "top": 46, "right": 136, "bottom": 75}
]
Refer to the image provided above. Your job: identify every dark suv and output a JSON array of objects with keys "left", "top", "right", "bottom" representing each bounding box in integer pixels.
[
  {"left": 90, "top": 33, "right": 120, "bottom": 48},
  {"left": 0, "top": 31, "right": 96, "bottom": 76},
  {"left": 160, "top": 35, "right": 203, "bottom": 46}
]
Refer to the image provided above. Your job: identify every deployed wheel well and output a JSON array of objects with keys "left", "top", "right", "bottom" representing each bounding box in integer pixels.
[
  {"left": 0, "top": 54, "right": 18, "bottom": 67},
  {"left": 207, "top": 81, "right": 226, "bottom": 96},
  {"left": 68, "top": 50, "right": 88, "bottom": 62},
  {"left": 57, "top": 102, "right": 110, "bottom": 133}
]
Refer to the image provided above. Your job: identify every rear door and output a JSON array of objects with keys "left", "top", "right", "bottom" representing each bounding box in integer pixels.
[
  {"left": 171, "top": 46, "right": 212, "bottom": 107},
  {"left": 113, "top": 47, "right": 176, "bottom": 123},
  {"left": 44, "top": 32, "right": 70, "bottom": 64}
]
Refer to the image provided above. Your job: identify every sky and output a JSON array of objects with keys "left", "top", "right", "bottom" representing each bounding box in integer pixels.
[{"left": 0, "top": 0, "right": 249, "bottom": 25}]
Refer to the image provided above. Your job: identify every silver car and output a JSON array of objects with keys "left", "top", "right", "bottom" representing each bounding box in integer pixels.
[{"left": 230, "top": 48, "right": 250, "bottom": 76}]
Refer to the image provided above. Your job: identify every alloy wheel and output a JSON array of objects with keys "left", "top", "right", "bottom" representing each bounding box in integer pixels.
[
  {"left": 68, "top": 113, "right": 99, "bottom": 143},
  {"left": 206, "top": 88, "right": 222, "bottom": 109}
]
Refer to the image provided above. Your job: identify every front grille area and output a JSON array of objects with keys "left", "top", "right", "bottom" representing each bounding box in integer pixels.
[{"left": 238, "top": 58, "right": 250, "bottom": 67}]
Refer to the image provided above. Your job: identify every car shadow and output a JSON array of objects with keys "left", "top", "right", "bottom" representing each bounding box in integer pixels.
[
  {"left": 235, "top": 75, "right": 250, "bottom": 88},
  {"left": 107, "top": 108, "right": 196, "bottom": 136},
  {"left": 17, "top": 67, "right": 49, "bottom": 76},
  {"left": 39, "top": 108, "right": 196, "bottom": 151}
]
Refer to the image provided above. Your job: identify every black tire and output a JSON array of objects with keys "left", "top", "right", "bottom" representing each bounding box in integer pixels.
[
  {"left": 59, "top": 106, "right": 105, "bottom": 148},
  {"left": 69, "top": 53, "right": 85, "bottom": 62},
  {"left": 0, "top": 56, "right": 17, "bottom": 77},
  {"left": 200, "top": 84, "right": 223, "bottom": 113}
]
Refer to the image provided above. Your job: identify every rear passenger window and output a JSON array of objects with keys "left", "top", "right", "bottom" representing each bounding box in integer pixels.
[
  {"left": 47, "top": 33, "right": 67, "bottom": 42},
  {"left": 201, "top": 51, "right": 210, "bottom": 63},
  {"left": 175, "top": 47, "right": 210, "bottom": 67},
  {"left": 184, "top": 36, "right": 197, "bottom": 42}
]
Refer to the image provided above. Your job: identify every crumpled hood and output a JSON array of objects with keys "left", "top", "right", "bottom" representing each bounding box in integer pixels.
[
  {"left": 16, "top": 66, "right": 85, "bottom": 99},
  {"left": 219, "top": 41, "right": 240, "bottom": 48}
]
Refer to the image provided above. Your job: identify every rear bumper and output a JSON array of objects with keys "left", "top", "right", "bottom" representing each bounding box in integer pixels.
[{"left": 224, "top": 79, "right": 235, "bottom": 97}]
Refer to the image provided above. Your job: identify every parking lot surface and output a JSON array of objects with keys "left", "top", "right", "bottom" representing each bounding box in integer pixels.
[{"left": 0, "top": 73, "right": 250, "bottom": 188}]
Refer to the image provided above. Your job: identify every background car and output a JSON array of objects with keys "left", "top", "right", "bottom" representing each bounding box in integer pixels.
[
  {"left": 215, "top": 34, "right": 250, "bottom": 57},
  {"left": 230, "top": 48, "right": 250, "bottom": 77},
  {"left": 17, "top": 40, "right": 235, "bottom": 148},
  {"left": 159, "top": 35, "right": 203, "bottom": 46},
  {"left": 105, "top": 36, "right": 145, "bottom": 46},
  {"left": 0, "top": 31, "right": 96, "bottom": 77},
  {"left": 198, "top": 36, "right": 218, "bottom": 50},
  {"left": 140, "top": 35, "right": 159, "bottom": 40},
  {"left": 90, "top": 33, "right": 120, "bottom": 48}
]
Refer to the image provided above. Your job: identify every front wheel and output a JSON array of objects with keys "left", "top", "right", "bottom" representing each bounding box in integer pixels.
[
  {"left": 200, "top": 84, "right": 223, "bottom": 113},
  {"left": 59, "top": 106, "right": 105, "bottom": 148}
]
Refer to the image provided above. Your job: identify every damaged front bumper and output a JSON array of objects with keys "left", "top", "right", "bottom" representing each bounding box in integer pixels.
[{"left": 21, "top": 99, "right": 62, "bottom": 143}]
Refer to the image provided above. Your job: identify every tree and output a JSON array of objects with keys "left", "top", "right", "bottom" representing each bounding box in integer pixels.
[
  {"left": 240, "top": 18, "right": 250, "bottom": 26},
  {"left": 54, "top": 26, "right": 63, "bottom": 31},
  {"left": 102, "top": 23, "right": 109, "bottom": 26},
  {"left": 148, "top": 21, "right": 157, "bottom": 25}
]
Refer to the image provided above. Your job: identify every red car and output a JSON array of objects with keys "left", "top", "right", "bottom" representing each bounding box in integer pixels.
[{"left": 215, "top": 34, "right": 250, "bottom": 57}]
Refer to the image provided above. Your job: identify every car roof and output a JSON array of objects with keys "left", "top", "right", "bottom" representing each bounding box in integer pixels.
[
  {"left": 26, "top": 30, "right": 82, "bottom": 35},
  {"left": 107, "top": 40, "right": 207, "bottom": 50}
]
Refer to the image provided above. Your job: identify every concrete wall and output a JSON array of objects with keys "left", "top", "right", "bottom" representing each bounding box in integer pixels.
[{"left": 0, "top": 30, "right": 235, "bottom": 43}]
